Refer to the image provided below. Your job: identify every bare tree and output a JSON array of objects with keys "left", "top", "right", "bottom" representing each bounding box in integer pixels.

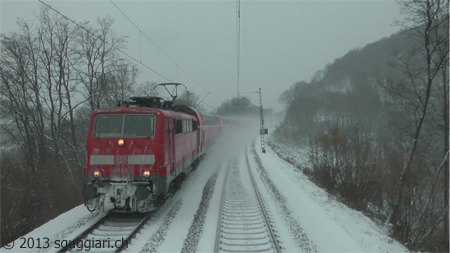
[
  {"left": 216, "top": 96, "right": 258, "bottom": 116},
  {"left": 0, "top": 23, "right": 45, "bottom": 171},
  {"left": 36, "top": 7, "right": 81, "bottom": 171},
  {"left": 105, "top": 62, "right": 139, "bottom": 106},
  {"left": 173, "top": 90, "right": 200, "bottom": 107},
  {"left": 135, "top": 81, "right": 161, "bottom": 97},
  {"left": 0, "top": 7, "right": 138, "bottom": 246},
  {"left": 380, "top": 0, "right": 449, "bottom": 247},
  {"left": 0, "top": 8, "right": 71, "bottom": 243},
  {"left": 75, "top": 16, "right": 126, "bottom": 112},
  {"left": 435, "top": 8, "right": 449, "bottom": 240}
]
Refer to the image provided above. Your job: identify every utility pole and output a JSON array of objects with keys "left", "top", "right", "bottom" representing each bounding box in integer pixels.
[
  {"left": 236, "top": 0, "right": 241, "bottom": 97},
  {"left": 186, "top": 91, "right": 192, "bottom": 106},
  {"left": 259, "top": 88, "right": 268, "bottom": 153}
]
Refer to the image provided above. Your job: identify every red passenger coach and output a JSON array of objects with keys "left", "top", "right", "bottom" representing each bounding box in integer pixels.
[
  {"left": 172, "top": 105, "right": 222, "bottom": 153},
  {"left": 84, "top": 97, "right": 221, "bottom": 212}
]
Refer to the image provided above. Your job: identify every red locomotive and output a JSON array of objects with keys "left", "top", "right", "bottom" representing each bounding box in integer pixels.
[{"left": 83, "top": 95, "right": 225, "bottom": 212}]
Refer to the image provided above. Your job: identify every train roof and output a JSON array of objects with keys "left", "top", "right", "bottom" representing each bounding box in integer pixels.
[
  {"left": 172, "top": 105, "right": 202, "bottom": 115},
  {"left": 91, "top": 106, "right": 195, "bottom": 119},
  {"left": 173, "top": 105, "right": 224, "bottom": 120}
]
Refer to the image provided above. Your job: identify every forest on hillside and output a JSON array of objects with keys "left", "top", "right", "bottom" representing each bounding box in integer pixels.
[{"left": 274, "top": 1, "right": 449, "bottom": 251}]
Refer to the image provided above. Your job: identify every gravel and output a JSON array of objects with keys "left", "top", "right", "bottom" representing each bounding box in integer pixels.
[
  {"left": 139, "top": 199, "right": 183, "bottom": 253},
  {"left": 251, "top": 144, "right": 318, "bottom": 253},
  {"left": 180, "top": 172, "right": 218, "bottom": 253}
]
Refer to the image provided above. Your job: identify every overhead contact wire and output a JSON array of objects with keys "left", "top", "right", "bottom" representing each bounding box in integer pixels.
[
  {"left": 38, "top": 0, "right": 173, "bottom": 82},
  {"left": 109, "top": 0, "right": 211, "bottom": 93}
]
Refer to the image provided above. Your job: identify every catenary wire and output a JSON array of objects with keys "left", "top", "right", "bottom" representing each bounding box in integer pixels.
[
  {"left": 109, "top": 0, "right": 211, "bottom": 93},
  {"left": 38, "top": 0, "right": 173, "bottom": 83}
]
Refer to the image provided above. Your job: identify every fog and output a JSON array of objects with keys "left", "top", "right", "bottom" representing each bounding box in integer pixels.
[{"left": 1, "top": 0, "right": 402, "bottom": 111}]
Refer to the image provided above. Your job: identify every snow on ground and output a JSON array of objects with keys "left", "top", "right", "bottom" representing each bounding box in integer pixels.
[
  {"left": 256, "top": 136, "right": 408, "bottom": 252},
  {"left": 125, "top": 131, "right": 248, "bottom": 253},
  {"left": 3, "top": 205, "right": 105, "bottom": 252},
  {"left": 2, "top": 129, "right": 409, "bottom": 252}
]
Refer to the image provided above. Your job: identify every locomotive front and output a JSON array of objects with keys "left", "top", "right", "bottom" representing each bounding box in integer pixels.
[{"left": 83, "top": 108, "right": 167, "bottom": 212}]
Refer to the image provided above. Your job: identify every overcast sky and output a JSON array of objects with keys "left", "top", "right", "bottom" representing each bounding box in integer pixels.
[{"left": 1, "top": 0, "right": 402, "bottom": 111}]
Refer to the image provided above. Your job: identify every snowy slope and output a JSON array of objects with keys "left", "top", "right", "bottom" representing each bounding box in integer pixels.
[
  {"left": 249, "top": 137, "right": 407, "bottom": 252},
  {"left": 2, "top": 130, "right": 408, "bottom": 252}
]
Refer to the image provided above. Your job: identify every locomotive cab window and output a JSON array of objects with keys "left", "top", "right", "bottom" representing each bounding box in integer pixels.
[
  {"left": 93, "top": 115, "right": 123, "bottom": 138},
  {"left": 93, "top": 114, "right": 154, "bottom": 138},
  {"left": 165, "top": 118, "right": 170, "bottom": 135},
  {"left": 175, "top": 119, "right": 183, "bottom": 134},
  {"left": 123, "top": 115, "right": 154, "bottom": 137}
]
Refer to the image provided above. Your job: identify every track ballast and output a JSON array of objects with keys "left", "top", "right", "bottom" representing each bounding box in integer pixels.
[
  {"left": 58, "top": 212, "right": 153, "bottom": 252},
  {"left": 215, "top": 155, "right": 282, "bottom": 252}
]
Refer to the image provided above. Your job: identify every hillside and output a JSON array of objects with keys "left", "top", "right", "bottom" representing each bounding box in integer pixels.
[{"left": 275, "top": 29, "right": 448, "bottom": 252}]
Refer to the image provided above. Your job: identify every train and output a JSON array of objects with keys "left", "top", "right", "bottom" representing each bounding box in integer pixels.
[{"left": 83, "top": 96, "right": 230, "bottom": 212}]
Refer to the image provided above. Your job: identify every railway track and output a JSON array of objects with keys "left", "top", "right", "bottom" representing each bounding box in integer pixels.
[
  {"left": 215, "top": 153, "right": 282, "bottom": 252},
  {"left": 58, "top": 211, "right": 153, "bottom": 252}
]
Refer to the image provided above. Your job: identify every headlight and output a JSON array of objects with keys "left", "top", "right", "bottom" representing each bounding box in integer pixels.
[
  {"left": 118, "top": 139, "right": 124, "bottom": 146},
  {"left": 143, "top": 171, "right": 150, "bottom": 177},
  {"left": 93, "top": 170, "right": 100, "bottom": 177}
]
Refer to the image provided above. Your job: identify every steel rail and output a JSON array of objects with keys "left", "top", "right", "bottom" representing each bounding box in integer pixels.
[
  {"left": 214, "top": 161, "right": 232, "bottom": 252},
  {"left": 57, "top": 213, "right": 111, "bottom": 253},
  {"left": 58, "top": 211, "right": 154, "bottom": 252},
  {"left": 245, "top": 150, "right": 281, "bottom": 253},
  {"left": 214, "top": 155, "right": 281, "bottom": 253}
]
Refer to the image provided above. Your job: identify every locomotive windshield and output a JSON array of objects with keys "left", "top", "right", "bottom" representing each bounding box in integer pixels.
[{"left": 93, "top": 114, "right": 154, "bottom": 138}]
